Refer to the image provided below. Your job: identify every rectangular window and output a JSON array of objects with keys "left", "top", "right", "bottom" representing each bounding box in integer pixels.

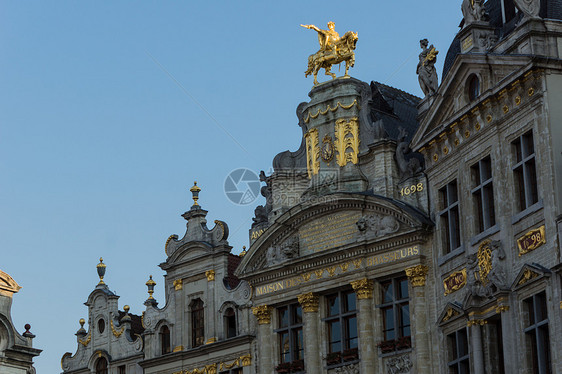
[
  {"left": 439, "top": 180, "right": 461, "bottom": 254},
  {"left": 118, "top": 366, "right": 126, "bottom": 374},
  {"left": 512, "top": 131, "right": 538, "bottom": 212},
  {"left": 524, "top": 292, "right": 551, "bottom": 374},
  {"left": 471, "top": 156, "right": 495, "bottom": 233},
  {"left": 447, "top": 328, "right": 470, "bottom": 374},
  {"left": 275, "top": 303, "right": 304, "bottom": 365},
  {"left": 483, "top": 316, "right": 505, "bottom": 374},
  {"left": 191, "top": 299, "right": 205, "bottom": 348},
  {"left": 325, "top": 290, "right": 358, "bottom": 365},
  {"left": 378, "top": 277, "right": 411, "bottom": 353}
]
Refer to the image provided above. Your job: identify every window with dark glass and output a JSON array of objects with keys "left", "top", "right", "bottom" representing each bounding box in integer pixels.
[
  {"left": 219, "top": 369, "right": 243, "bottom": 374},
  {"left": 447, "top": 328, "right": 470, "bottom": 374},
  {"left": 98, "top": 318, "right": 105, "bottom": 334},
  {"left": 95, "top": 357, "right": 108, "bottom": 374},
  {"left": 118, "top": 365, "right": 126, "bottom": 374},
  {"left": 439, "top": 180, "right": 461, "bottom": 254},
  {"left": 468, "top": 74, "right": 480, "bottom": 101},
  {"left": 484, "top": 316, "right": 505, "bottom": 374},
  {"left": 191, "top": 298, "right": 205, "bottom": 347},
  {"left": 224, "top": 307, "right": 237, "bottom": 338},
  {"left": 160, "top": 325, "right": 171, "bottom": 354},
  {"left": 471, "top": 156, "right": 495, "bottom": 233},
  {"left": 512, "top": 131, "right": 538, "bottom": 212},
  {"left": 524, "top": 292, "right": 552, "bottom": 374},
  {"left": 275, "top": 303, "right": 304, "bottom": 365},
  {"left": 378, "top": 277, "right": 410, "bottom": 352},
  {"left": 324, "top": 291, "right": 358, "bottom": 365}
]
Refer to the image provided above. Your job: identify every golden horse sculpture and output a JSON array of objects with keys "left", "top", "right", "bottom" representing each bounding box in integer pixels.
[{"left": 302, "top": 23, "right": 358, "bottom": 86}]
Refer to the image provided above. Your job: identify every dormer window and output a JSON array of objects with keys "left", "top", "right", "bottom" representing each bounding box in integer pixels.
[
  {"left": 468, "top": 74, "right": 480, "bottom": 101},
  {"left": 95, "top": 357, "right": 108, "bottom": 374},
  {"left": 191, "top": 299, "right": 205, "bottom": 347},
  {"left": 224, "top": 308, "right": 237, "bottom": 338},
  {"left": 160, "top": 325, "right": 171, "bottom": 354}
]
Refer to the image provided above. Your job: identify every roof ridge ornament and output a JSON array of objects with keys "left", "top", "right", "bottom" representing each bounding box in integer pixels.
[
  {"left": 190, "top": 181, "right": 202, "bottom": 207},
  {"left": 96, "top": 258, "right": 106, "bottom": 286}
]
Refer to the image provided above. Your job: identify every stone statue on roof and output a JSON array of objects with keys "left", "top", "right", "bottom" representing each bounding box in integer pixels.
[
  {"left": 513, "top": 0, "right": 541, "bottom": 18},
  {"left": 416, "top": 39, "right": 439, "bottom": 97},
  {"left": 462, "top": 0, "right": 488, "bottom": 26}
]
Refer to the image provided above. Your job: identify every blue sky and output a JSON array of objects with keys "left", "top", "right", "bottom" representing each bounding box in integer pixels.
[{"left": 0, "top": 1, "right": 460, "bottom": 372}]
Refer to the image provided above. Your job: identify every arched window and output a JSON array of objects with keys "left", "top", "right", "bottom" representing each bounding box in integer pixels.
[
  {"left": 95, "top": 357, "right": 108, "bottom": 374},
  {"left": 191, "top": 299, "right": 205, "bottom": 347},
  {"left": 160, "top": 325, "right": 171, "bottom": 354},
  {"left": 224, "top": 307, "right": 236, "bottom": 338},
  {"left": 468, "top": 74, "right": 480, "bottom": 101}
]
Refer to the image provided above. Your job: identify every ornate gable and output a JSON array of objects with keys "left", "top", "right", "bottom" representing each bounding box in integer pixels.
[
  {"left": 438, "top": 302, "right": 465, "bottom": 325},
  {"left": 236, "top": 193, "right": 431, "bottom": 277},
  {"left": 411, "top": 54, "right": 533, "bottom": 152},
  {"left": 511, "top": 263, "right": 550, "bottom": 290}
]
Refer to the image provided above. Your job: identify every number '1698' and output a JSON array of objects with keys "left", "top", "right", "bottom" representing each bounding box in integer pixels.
[{"left": 400, "top": 183, "right": 424, "bottom": 196}]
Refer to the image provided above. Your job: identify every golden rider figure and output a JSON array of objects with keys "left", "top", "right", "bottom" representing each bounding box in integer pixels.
[{"left": 301, "top": 21, "right": 340, "bottom": 53}]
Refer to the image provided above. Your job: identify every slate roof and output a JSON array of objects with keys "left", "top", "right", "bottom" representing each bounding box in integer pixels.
[
  {"left": 369, "top": 81, "right": 421, "bottom": 143},
  {"left": 443, "top": 0, "right": 562, "bottom": 78},
  {"left": 223, "top": 254, "right": 242, "bottom": 289},
  {"left": 117, "top": 311, "right": 145, "bottom": 336}
]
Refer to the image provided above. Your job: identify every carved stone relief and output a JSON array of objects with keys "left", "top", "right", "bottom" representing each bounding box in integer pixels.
[
  {"left": 356, "top": 214, "right": 399, "bottom": 240},
  {"left": 385, "top": 354, "right": 413, "bottom": 374},
  {"left": 265, "top": 236, "right": 300, "bottom": 266},
  {"left": 395, "top": 127, "right": 423, "bottom": 181},
  {"left": 466, "top": 240, "right": 506, "bottom": 297},
  {"left": 328, "top": 363, "right": 359, "bottom": 374}
]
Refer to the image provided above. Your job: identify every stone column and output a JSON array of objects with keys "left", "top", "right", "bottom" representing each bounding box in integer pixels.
[
  {"left": 298, "top": 293, "right": 321, "bottom": 374},
  {"left": 252, "top": 305, "right": 274, "bottom": 373},
  {"left": 350, "top": 278, "right": 376, "bottom": 374},
  {"left": 405, "top": 265, "right": 430, "bottom": 374},
  {"left": 467, "top": 320, "right": 486, "bottom": 374}
]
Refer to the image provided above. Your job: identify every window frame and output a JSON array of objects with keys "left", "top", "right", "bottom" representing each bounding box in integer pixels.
[
  {"left": 438, "top": 180, "right": 461, "bottom": 254},
  {"left": 471, "top": 156, "right": 496, "bottom": 233},
  {"left": 191, "top": 298, "right": 205, "bottom": 348},
  {"left": 322, "top": 290, "right": 358, "bottom": 365},
  {"left": 224, "top": 307, "right": 237, "bottom": 339},
  {"left": 274, "top": 302, "right": 304, "bottom": 365},
  {"left": 447, "top": 328, "right": 470, "bottom": 374},
  {"left": 377, "top": 276, "right": 411, "bottom": 352},
  {"left": 523, "top": 292, "right": 552, "bottom": 374},
  {"left": 95, "top": 357, "right": 108, "bottom": 374},
  {"left": 160, "top": 325, "right": 171, "bottom": 355},
  {"left": 512, "top": 130, "right": 538, "bottom": 212}
]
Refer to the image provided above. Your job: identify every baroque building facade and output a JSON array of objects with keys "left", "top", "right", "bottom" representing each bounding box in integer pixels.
[
  {"left": 61, "top": 0, "right": 562, "bottom": 373},
  {"left": 0, "top": 270, "right": 41, "bottom": 374}
]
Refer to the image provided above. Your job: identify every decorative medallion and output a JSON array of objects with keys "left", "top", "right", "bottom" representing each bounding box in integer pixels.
[
  {"left": 321, "top": 134, "right": 335, "bottom": 162},
  {"left": 486, "top": 114, "right": 493, "bottom": 123},
  {"left": 477, "top": 240, "right": 493, "bottom": 286},
  {"left": 515, "top": 96, "right": 521, "bottom": 105},
  {"left": 528, "top": 87, "right": 535, "bottom": 96},
  {"left": 517, "top": 225, "right": 545, "bottom": 256},
  {"left": 443, "top": 268, "right": 467, "bottom": 295}
]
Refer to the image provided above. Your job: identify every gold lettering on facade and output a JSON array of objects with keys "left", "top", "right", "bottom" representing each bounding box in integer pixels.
[
  {"left": 443, "top": 269, "right": 467, "bottom": 295},
  {"left": 253, "top": 246, "right": 421, "bottom": 296},
  {"left": 251, "top": 228, "right": 265, "bottom": 240},
  {"left": 517, "top": 225, "right": 546, "bottom": 256},
  {"left": 299, "top": 211, "right": 360, "bottom": 254},
  {"left": 305, "top": 128, "right": 320, "bottom": 178},
  {"left": 462, "top": 35, "right": 473, "bottom": 51},
  {"left": 335, "top": 117, "right": 360, "bottom": 167}
]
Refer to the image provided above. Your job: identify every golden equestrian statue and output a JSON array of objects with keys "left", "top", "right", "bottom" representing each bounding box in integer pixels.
[{"left": 301, "top": 22, "right": 358, "bottom": 86}]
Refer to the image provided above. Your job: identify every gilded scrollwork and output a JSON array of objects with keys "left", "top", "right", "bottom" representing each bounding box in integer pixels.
[
  {"left": 252, "top": 305, "right": 273, "bottom": 324},
  {"left": 298, "top": 292, "right": 320, "bottom": 312},
  {"left": 350, "top": 278, "right": 374, "bottom": 299},
  {"left": 335, "top": 118, "right": 360, "bottom": 167},
  {"left": 78, "top": 333, "right": 91, "bottom": 347},
  {"left": 405, "top": 265, "right": 429, "bottom": 287},
  {"left": 305, "top": 128, "right": 320, "bottom": 178},
  {"left": 110, "top": 319, "right": 125, "bottom": 338},
  {"left": 303, "top": 100, "right": 359, "bottom": 123}
]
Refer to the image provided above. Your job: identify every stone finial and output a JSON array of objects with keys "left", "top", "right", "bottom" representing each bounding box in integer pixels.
[
  {"left": 298, "top": 292, "right": 319, "bottom": 312},
  {"left": 79, "top": 318, "right": 85, "bottom": 328},
  {"left": 252, "top": 305, "right": 273, "bottom": 324},
  {"left": 190, "top": 181, "right": 202, "bottom": 207},
  {"left": 96, "top": 258, "right": 106, "bottom": 285},
  {"left": 350, "top": 278, "right": 374, "bottom": 299},
  {"left": 405, "top": 265, "right": 429, "bottom": 287},
  {"left": 146, "top": 275, "right": 156, "bottom": 300}
]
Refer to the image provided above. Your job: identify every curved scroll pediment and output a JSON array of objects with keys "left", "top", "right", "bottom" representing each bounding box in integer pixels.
[
  {"left": 0, "top": 270, "right": 21, "bottom": 297},
  {"left": 236, "top": 193, "right": 431, "bottom": 277}
]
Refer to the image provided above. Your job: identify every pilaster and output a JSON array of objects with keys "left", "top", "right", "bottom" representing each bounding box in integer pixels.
[
  {"left": 350, "top": 278, "right": 376, "bottom": 373},
  {"left": 405, "top": 265, "right": 430, "bottom": 374},
  {"left": 252, "top": 305, "right": 274, "bottom": 373},
  {"left": 298, "top": 293, "right": 321, "bottom": 374}
]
